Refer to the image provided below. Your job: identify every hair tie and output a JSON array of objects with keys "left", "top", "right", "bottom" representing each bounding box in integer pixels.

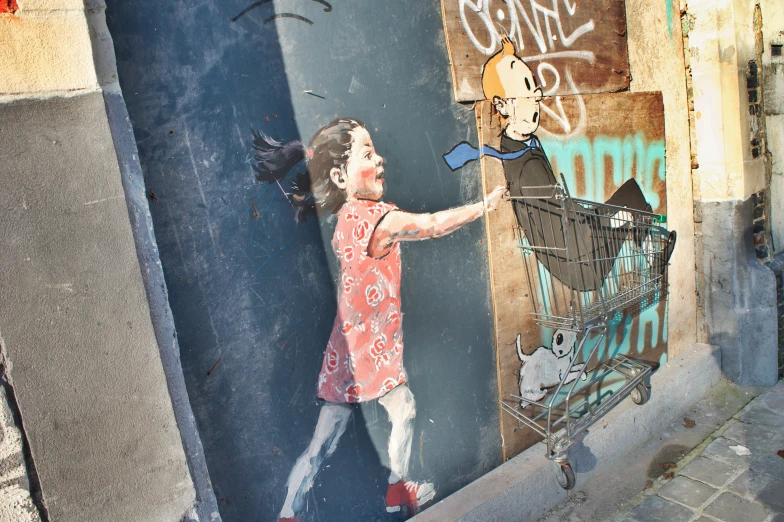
[{"left": 307, "top": 148, "right": 314, "bottom": 160}]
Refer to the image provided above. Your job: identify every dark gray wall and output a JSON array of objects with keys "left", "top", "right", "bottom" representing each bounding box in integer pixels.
[
  {"left": 0, "top": 93, "right": 195, "bottom": 521},
  {"left": 106, "top": 1, "right": 502, "bottom": 520},
  {"left": 698, "top": 199, "right": 778, "bottom": 386}
]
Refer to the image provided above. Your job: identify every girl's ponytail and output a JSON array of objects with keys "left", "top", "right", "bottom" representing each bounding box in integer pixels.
[
  {"left": 251, "top": 118, "right": 364, "bottom": 222},
  {"left": 251, "top": 130, "right": 315, "bottom": 221},
  {"left": 251, "top": 131, "right": 308, "bottom": 183}
]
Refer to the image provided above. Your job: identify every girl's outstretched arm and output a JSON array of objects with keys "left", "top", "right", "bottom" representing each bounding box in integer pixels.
[{"left": 369, "top": 186, "right": 505, "bottom": 258}]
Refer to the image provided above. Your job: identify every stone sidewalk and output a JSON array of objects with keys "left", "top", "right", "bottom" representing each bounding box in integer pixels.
[{"left": 621, "top": 379, "right": 784, "bottom": 522}]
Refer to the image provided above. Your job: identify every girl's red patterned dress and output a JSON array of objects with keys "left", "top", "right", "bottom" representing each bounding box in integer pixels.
[{"left": 317, "top": 199, "right": 406, "bottom": 403}]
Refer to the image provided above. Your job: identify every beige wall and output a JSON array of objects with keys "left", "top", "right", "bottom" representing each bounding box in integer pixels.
[
  {"left": 627, "top": 0, "right": 779, "bottom": 360},
  {"left": 626, "top": 0, "right": 698, "bottom": 358},
  {"left": 0, "top": 1, "right": 99, "bottom": 98},
  {"left": 682, "top": 0, "right": 779, "bottom": 384},
  {"left": 685, "top": 0, "right": 767, "bottom": 203}
]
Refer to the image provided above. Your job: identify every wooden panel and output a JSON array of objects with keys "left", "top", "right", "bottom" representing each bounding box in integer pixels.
[
  {"left": 441, "top": 0, "right": 631, "bottom": 102},
  {"left": 477, "top": 101, "right": 541, "bottom": 458},
  {"left": 477, "top": 91, "right": 668, "bottom": 459}
]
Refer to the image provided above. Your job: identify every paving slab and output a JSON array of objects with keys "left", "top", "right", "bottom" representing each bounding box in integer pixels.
[
  {"left": 657, "top": 476, "right": 716, "bottom": 508},
  {"left": 703, "top": 492, "right": 769, "bottom": 522},
  {"left": 727, "top": 470, "right": 784, "bottom": 512},
  {"left": 768, "top": 433, "right": 784, "bottom": 456},
  {"left": 749, "top": 450, "right": 784, "bottom": 481},
  {"left": 628, "top": 495, "right": 694, "bottom": 522},
  {"left": 704, "top": 493, "right": 770, "bottom": 522},
  {"left": 607, "top": 381, "right": 783, "bottom": 522},
  {"left": 721, "top": 421, "right": 777, "bottom": 452},
  {"left": 761, "top": 385, "right": 784, "bottom": 413},
  {"left": 679, "top": 456, "right": 736, "bottom": 488},
  {"left": 735, "top": 404, "right": 784, "bottom": 429},
  {"left": 701, "top": 437, "right": 754, "bottom": 467}
]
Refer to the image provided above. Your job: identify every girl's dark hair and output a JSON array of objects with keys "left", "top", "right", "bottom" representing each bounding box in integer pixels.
[{"left": 251, "top": 118, "right": 365, "bottom": 221}]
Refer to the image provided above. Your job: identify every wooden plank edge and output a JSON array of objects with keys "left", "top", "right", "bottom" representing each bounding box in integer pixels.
[
  {"left": 475, "top": 103, "right": 508, "bottom": 463},
  {"left": 439, "top": 0, "right": 465, "bottom": 104}
]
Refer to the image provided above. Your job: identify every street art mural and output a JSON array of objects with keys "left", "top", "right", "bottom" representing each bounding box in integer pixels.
[
  {"left": 444, "top": 38, "right": 676, "bottom": 293},
  {"left": 440, "top": 5, "right": 675, "bottom": 460},
  {"left": 106, "top": 0, "right": 677, "bottom": 516},
  {"left": 108, "top": 0, "right": 507, "bottom": 520},
  {"left": 251, "top": 120, "right": 504, "bottom": 519},
  {"left": 442, "top": 0, "right": 630, "bottom": 103},
  {"left": 516, "top": 329, "right": 586, "bottom": 406}
]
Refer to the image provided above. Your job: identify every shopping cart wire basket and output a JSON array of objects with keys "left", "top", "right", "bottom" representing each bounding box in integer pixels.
[{"left": 500, "top": 174, "right": 670, "bottom": 490}]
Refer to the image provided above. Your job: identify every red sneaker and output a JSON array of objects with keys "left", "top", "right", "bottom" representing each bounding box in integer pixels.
[{"left": 385, "top": 480, "right": 436, "bottom": 514}]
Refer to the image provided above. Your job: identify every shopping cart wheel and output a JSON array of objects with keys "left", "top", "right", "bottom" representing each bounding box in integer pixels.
[
  {"left": 631, "top": 383, "right": 650, "bottom": 405},
  {"left": 554, "top": 462, "right": 576, "bottom": 490}
]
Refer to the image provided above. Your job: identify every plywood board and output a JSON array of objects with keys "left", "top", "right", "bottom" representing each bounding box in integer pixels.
[
  {"left": 441, "top": 0, "right": 631, "bottom": 102},
  {"left": 476, "top": 91, "right": 668, "bottom": 459}
]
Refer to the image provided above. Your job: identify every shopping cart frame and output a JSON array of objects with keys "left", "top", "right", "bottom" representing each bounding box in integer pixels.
[{"left": 499, "top": 175, "right": 668, "bottom": 490}]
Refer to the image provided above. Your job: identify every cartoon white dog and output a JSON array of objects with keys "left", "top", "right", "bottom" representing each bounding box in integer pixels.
[{"left": 516, "top": 329, "right": 587, "bottom": 408}]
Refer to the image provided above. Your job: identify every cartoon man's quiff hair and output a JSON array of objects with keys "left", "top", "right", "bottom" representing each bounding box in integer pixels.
[{"left": 481, "top": 37, "right": 517, "bottom": 100}]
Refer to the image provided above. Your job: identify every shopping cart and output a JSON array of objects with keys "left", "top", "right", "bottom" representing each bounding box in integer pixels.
[{"left": 499, "top": 174, "right": 670, "bottom": 490}]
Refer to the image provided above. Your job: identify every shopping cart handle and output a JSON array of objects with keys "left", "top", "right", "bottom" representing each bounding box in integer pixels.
[{"left": 654, "top": 214, "right": 667, "bottom": 224}]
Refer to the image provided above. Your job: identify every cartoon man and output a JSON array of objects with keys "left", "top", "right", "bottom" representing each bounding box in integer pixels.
[{"left": 444, "top": 38, "right": 676, "bottom": 291}]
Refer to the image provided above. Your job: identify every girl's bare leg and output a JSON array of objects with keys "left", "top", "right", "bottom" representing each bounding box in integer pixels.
[
  {"left": 378, "top": 384, "right": 436, "bottom": 512},
  {"left": 378, "top": 384, "right": 416, "bottom": 483},
  {"left": 279, "top": 403, "right": 352, "bottom": 519}
]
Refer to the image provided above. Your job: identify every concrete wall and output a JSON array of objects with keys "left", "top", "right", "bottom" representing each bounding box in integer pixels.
[
  {"left": 0, "top": 1, "right": 214, "bottom": 519},
  {"left": 761, "top": 0, "right": 784, "bottom": 255},
  {"left": 0, "top": 0, "right": 97, "bottom": 97},
  {"left": 626, "top": 0, "right": 698, "bottom": 358},
  {"left": 0, "top": 0, "right": 777, "bottom": 520},
  {"left": 684, "top": 0, "right": 779, "bottom": 385}
]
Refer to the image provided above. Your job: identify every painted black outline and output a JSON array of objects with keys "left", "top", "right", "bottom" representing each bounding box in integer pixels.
[
  {"left": 264, "top": 13, "right": 314, "bottom": 25},
  {"left": 231, "top": 0, "right": 332, "bottom": 23},
  {"left": 231, "top": 0, "right": 272, "bottom": 23}
]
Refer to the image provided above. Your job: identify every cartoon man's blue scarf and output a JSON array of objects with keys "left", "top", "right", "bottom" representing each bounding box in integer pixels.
[{"left": 442, "top": 137, "right": 541, "bottom": 171}]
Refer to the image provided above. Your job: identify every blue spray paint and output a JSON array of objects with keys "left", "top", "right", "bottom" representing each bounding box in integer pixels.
[
  {"left": 541, "top": 132, "right": 665, "bottom": 211},
  {"left": 525, "top": 133, "right": 669, "bottom": 404}
]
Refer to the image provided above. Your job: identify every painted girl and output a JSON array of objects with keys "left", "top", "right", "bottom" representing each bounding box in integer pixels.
[{"left": 253, "top": 118, "right": 504, "bottom": 521}]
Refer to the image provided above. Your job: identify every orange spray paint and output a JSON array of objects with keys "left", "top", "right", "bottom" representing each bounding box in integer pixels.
[{"left": 0, "top": 0, "right": 17, "bottom": 13}]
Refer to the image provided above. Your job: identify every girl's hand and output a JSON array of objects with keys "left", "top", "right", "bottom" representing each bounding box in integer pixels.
[{"left": 484, "top": 185, "right": 506, "bottom": 212}]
